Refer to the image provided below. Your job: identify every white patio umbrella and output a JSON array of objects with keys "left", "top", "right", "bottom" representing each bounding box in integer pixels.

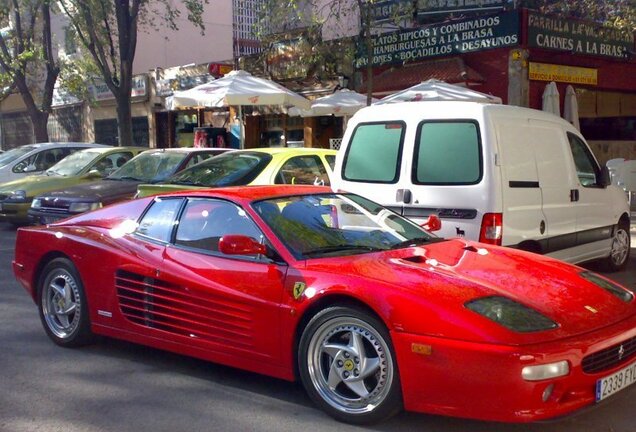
[
  {"left": 288, "top": 89, "right": 378, "bottom": 117},
  {"left": 166, "top": 70, "right": 311, "bottom": 148},
  {"left": 166, "top": 70, "right": 311, "bottom": 110},
  {"left": 374, "top": 79, "right": 502, "bottom": 105},
  {"left": 542, "top": 81, "right": 561, "bottom": 116},
  {"left": 564, "top": 85, "right": 580, "bottom": 130}
]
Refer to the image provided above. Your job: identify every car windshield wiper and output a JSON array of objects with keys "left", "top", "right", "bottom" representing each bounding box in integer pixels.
[
  {"left": 172, "top": 179, "right": 208, "bottom": 186},
  {"left": 112, "top": 175, "right": 143, "bottom": 181},
  {"left": 303, "top": 244, "right": 386, "bottom": 257},
  {"left": 389, "top": 237, "right": 433, "bottom": 249}
]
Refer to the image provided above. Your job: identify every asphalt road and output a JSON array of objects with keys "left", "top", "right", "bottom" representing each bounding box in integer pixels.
[{"left": 1, "top": 222, "right": 635, "bottom": 432}]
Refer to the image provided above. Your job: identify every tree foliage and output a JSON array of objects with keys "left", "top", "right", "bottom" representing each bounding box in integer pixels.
[
  {"left": 58, "top": 0, "right": 208, "bottom": 146},
  {"left": 0, "top": 0, "right": 60, "bottom": 143},
  {"left": 522, "top": 0, "right": 635, "bottom": 31}
]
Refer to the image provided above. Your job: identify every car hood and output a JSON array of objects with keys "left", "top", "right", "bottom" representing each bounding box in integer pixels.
[
  {"left": 37, "top": 179, "right": 141, "bottom": 203},
  {"left": 306, "top": 239, "right": 635, "bottom": 344},
  {"left": 0, "top": 174, "right": 85, "bottom": 196}
]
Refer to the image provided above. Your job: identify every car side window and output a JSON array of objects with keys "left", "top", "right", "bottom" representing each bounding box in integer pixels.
[
  {"left": 568, "top": 133, "right": 601, "bottom": 187},
  {"left": 136, "top": 198, "right": 183, "bottom": 243},
  {"left": 174, "top": 199, "right": 265, "bottom": 257},
  {"left": 275, "top": 155, "right": 330, "bottom": 186},
  {"left": 95, "top": 152, "right": 133, "bottom": 175}
]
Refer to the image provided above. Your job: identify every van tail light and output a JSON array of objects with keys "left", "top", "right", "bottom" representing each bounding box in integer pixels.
[{"left": 479, "top": 213, "right": 503, "bottom": 245}]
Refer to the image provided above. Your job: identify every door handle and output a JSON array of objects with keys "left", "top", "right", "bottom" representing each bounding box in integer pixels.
[
  {"left": 570, "top": 189, "right": 579, "bottom": 202},
  {"left": 396, "top": 189, "right": 412, "bottom": 204}
]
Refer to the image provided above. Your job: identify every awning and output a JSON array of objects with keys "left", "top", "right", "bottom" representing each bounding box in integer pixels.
[{"left": 359, "top": 57, "right": 485, "bottom": 96}]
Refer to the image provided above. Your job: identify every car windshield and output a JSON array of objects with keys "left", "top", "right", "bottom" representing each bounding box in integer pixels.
[
  {"left": 108, "top": 151, "right": 186, "bottom": 182},
  {"left": 167, "top": 152, "right": 272, "bottom": 187},
  {"left": 0, "top": 145, "right": 37, "bottom": 168},
  {"left": 46, "top": 149, "right": 103, "bottom": 176},
  {"left": 253, "top": 193, "right": 437, "bottom": 259}
]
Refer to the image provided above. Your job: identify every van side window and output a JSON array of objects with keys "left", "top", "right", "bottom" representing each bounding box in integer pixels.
[
  {"left": 343, "top": 122, "right": 405, "bottom": 183},
  {"left": 414, "top": 121, "right": 481, "bottom": 185},
  {"left": 567, "top": 133, "right": 601, "bottom": 187}
]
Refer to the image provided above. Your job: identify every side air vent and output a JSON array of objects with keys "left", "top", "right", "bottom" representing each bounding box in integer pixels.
[{"left": 115, "top": 270, "right": 254, "bottom": 349}]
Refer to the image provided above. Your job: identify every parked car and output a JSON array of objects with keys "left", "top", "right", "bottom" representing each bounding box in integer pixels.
[
  {"left": 333, "top": 101, "right": 630, "bottom": 270},
  {"left": 0, "top": 142, "right": 108, "bottom": 184},
  {"left": 28, "top": 148, "right": 228, "bottom": 225},
  {"left": 0, "top": 147, "right": 145, "bottom": 225},
  {"left": 13, "top": 186, "right": 636, "bottom": 424},
  {"left": 135, "top": 148, "right": 336, "bottom": 197}
]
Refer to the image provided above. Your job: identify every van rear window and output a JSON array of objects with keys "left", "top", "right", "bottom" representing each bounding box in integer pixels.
[
  {"left": 414, "top": 121, "right": 482, "bottom": 185},
  {"left": 343, "top": 122, "right": 404, "bottom": 183}
]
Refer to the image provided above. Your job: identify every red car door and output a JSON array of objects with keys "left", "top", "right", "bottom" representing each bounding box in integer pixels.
[{"left": 156, "top": 198, "right": 289, "bottom": 370}]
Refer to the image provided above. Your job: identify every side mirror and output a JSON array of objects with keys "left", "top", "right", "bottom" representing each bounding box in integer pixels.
[
  {"left": 599, "top": 166, "right": 611, "bottom": 188},
  {"left": 23, "top": 164, "right": 37, "bottom": 173},
  {"left": 421, "top": 214, "right": 442, "bottom": 232},
  {"left": 219, "top": 235, "right": 267, "bottom": 256},
  {"left": 87, "top": 169, "right": 103, "bottom": 178}
]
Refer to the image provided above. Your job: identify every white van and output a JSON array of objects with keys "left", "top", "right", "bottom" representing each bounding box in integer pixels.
[{"left": 333, "top": 101, "right": 631, "bottom": 270}]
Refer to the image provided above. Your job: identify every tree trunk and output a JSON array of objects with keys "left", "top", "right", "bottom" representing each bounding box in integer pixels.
[
  {"left": 31, "top": 111, "right": 50, "bottom": 143},
  {"left": 116, "top": 95, "right": 133, "bottom": 147}
]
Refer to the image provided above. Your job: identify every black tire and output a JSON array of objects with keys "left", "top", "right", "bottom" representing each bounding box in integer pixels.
[
  {"left": 298, "top": 306, "right": 402, "bottom": 424},
  {"left": 37, "top": 258, "right": 94, "bottom": 347},
  {"left": 602, "top": 222, "right": 631, "bottom": 272}
]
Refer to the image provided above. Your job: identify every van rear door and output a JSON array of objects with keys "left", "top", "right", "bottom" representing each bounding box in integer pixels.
[
  {"left": 405, "top": 120, "right": 486, "bottom": 240},
  {"left": 336, "top": 121, "right": 411, "bottom": 216}
]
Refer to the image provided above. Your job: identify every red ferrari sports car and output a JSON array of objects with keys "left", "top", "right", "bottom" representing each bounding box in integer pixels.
[{"left": 13, "top": 186, "right": 636, "bottom": 424}]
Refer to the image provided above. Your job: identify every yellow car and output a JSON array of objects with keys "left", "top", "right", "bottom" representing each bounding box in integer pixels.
[{"left": 136, "top": 148, "right": 337, "bottom": 197}]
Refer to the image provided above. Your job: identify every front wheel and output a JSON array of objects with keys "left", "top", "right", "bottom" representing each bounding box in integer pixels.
[
  {"left": 298, "top": 306, "right": 402, "bottom": 424},
  {"left": 38, "top": 258, "right": 94, "bottom": 347},
  {"left": 602, "top": 222, "right": 631, "bottom": 272}
]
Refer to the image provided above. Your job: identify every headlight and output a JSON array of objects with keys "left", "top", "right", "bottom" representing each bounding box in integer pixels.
[
  {"left": 522, "top": 361, "right": 570, "bottom": 381},
  {"left": 68, "top": 202, "right": 102, "bottom": 213},
  {"left": 580, "top": 271, "right": 633, "bottom": 303},
  {"left": 6, "top": 190, "right": 28, "bottom": 202},
  {"left": 465, "top": 296, "right": 558, "bottom": 332},
  {"left": 31, "top": 198, "right": 42, "bottom": 209}
]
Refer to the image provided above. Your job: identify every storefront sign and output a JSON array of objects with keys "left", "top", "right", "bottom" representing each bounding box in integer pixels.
[
  {"left": 527, "top": 11, "right": 633, "bottom": 60},
  {"left": 370, "top": 1, "right": 412, "bottom": 24},
  {"left": 355, "top": 10, "right": 519, "bottom": 68},
  {"left": 88, "top": 75, "right": 148, "bottom": 101},
  {"left": 417, "top": 0, "right": 506, "bottom": 16},
  {"left": 529, "top": 62, "right": 598, "bottom": 85}
]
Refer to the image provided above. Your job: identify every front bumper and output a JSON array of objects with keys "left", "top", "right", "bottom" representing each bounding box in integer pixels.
[
  {"left": 393, "top": 312, "right": 636, "bottom": 422},
  {"left": 0, "top": 201, "right": 31, "bottom": 224}
]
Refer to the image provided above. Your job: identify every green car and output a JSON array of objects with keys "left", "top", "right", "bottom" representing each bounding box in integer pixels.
[{"left": 0, "top": 146, "right": 146, "bottom": 225}]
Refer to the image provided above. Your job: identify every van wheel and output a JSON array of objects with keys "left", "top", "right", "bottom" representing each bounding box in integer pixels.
[{"left": 602, "top": 222, "right": 630, "bottom": 272}]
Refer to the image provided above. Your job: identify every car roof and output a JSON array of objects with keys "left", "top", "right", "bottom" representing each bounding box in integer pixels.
[
  {"left": 78, "top": 146, "right": 146, "bottom": 155},
  {"left": 22, "top": 142, "right": 108, "bottom": 149},
  {"left": 236, "top": 148, "right": 337, "bottom": 156},
  {"left": 160, "top": 185, "right": 334, "bottom": 202},
  {"left": 142, "top": 147, "right": 230, "bottom": 154}
]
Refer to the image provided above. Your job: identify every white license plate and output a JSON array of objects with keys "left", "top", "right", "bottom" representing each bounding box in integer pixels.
[{"left": 595, "top": 359, "right": 636, "bottom": 402}]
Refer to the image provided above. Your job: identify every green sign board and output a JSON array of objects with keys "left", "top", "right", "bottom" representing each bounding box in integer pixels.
[
  {"left": 527, "top": 11, "right": 633, "bottom": 60},
  {"left": 355, "top": 11, "right": 519, "bottom": 68}
]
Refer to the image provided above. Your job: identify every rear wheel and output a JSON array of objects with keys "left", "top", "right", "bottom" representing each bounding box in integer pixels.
[
  {"left": 298, "top": 306, "right": 402, "bottom": 424},
  {"left": 602, "top": 222, "right": 630, "bottom": 272},
  {"left": 38, "top": 258, "right": 94, "bottom": 347}
]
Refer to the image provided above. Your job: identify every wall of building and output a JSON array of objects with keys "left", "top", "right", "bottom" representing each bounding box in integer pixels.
[
  {"left": 589, "top": 141, "right": 636, "bottom": 166},
  {"left": 133, "top": 0, "right": 234, "bottom": 73}
]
